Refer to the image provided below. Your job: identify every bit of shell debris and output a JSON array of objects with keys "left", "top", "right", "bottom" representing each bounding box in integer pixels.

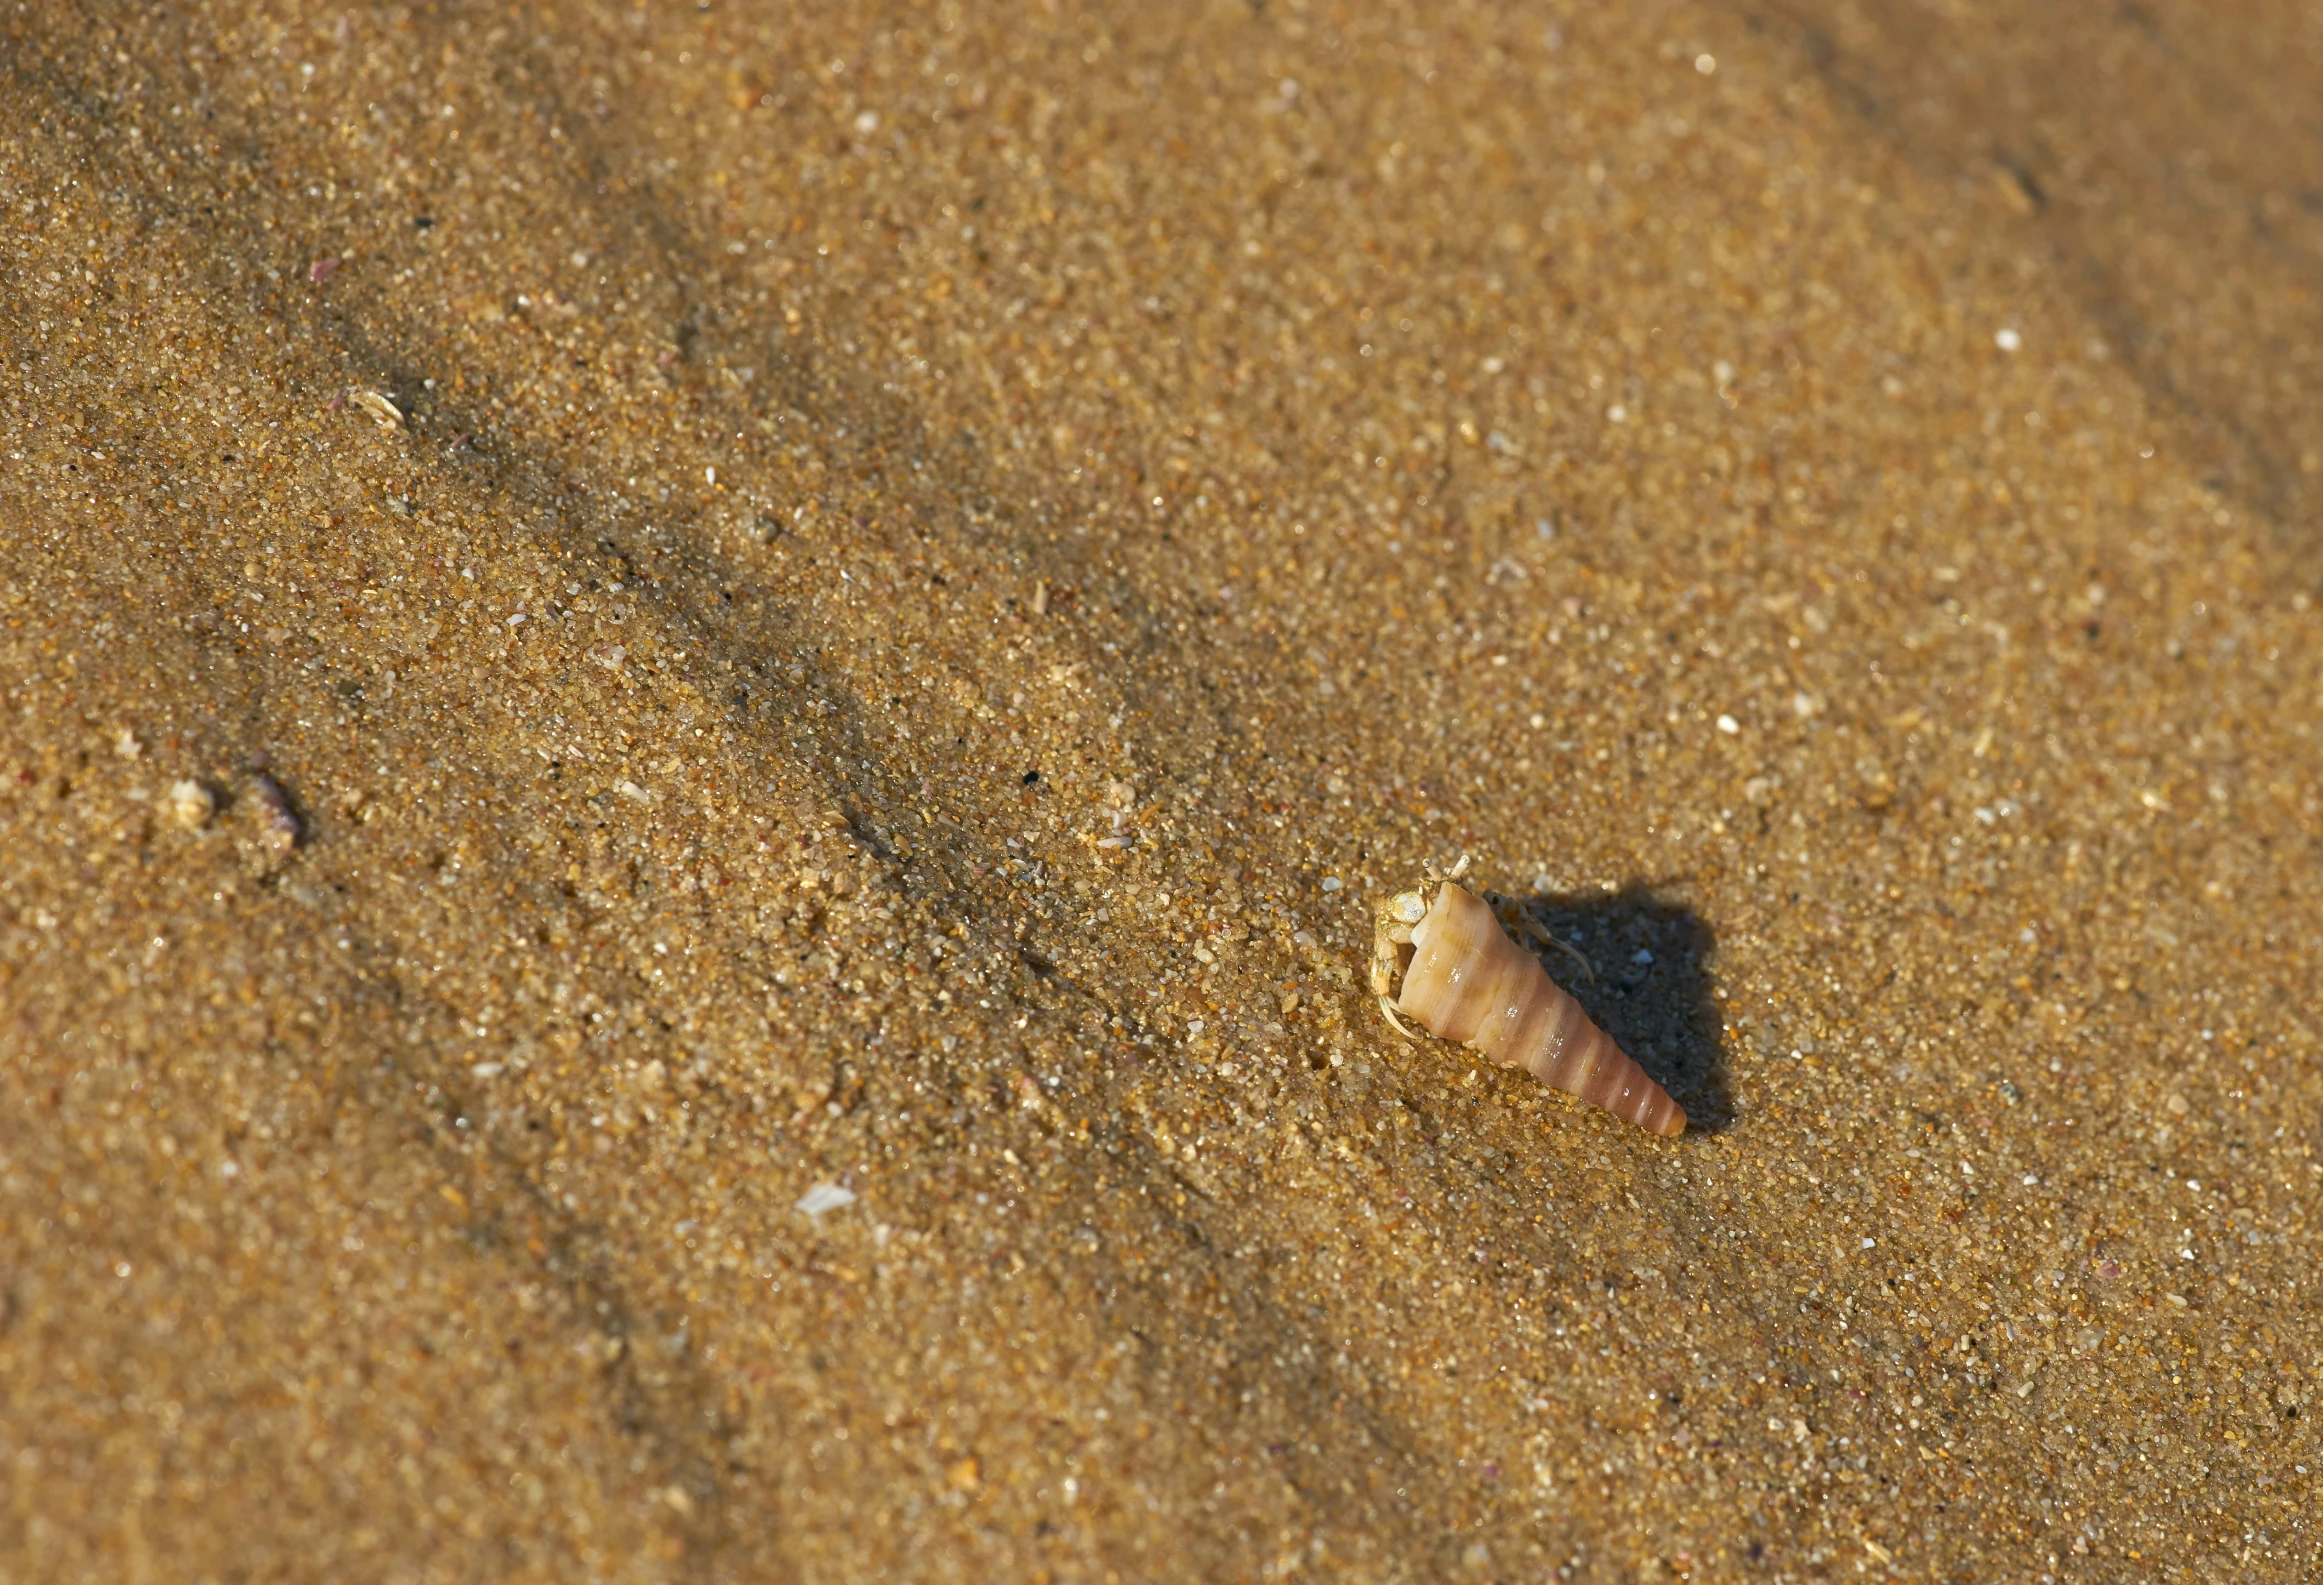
[
  {"left": 796, "top": 1183, "right": 857, "bottom": 1218},
  {"left": 167, "top": 779, "right": 216, "bottom": 829},
  {"left": 247, "top": 772, "right": 302, "bottom": 855},
  {"left": 352, "top": 390, "right": 404, "bottom": 429}
]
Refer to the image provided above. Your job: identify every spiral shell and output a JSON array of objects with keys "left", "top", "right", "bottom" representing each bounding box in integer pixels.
[{"left": 1383, "top": 882, "right": 1686, "bottom": 1137}]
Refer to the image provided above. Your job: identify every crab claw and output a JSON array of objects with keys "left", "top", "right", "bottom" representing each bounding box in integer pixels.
[{"left": 1376, "top": 995, "right": 1421, "bottom": 1043}]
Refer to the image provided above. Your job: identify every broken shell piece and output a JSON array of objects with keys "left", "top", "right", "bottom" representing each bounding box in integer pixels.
[
  {"left": 351, "top": 390, "right": 404, "bottom": 429},
  {"left": 247, "top": 771, "right": 302, "bottom": 856},
  {"left": 796, "top": 1182, "right": 856, "bottom": 1218},
  {"left": 168, "top": 779, "right": 216, "bottom": 829}
]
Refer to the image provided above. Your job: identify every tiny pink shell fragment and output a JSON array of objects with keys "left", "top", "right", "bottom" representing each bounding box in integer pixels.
[
  {"left": 309, "top": 257, "right": 340, "bottom": 283},
  {"left": 249, "top": 772, "right": 303, "bottom": 856}
]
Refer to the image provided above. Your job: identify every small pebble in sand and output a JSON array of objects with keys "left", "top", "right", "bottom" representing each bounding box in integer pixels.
[
  {"left": 114, "top": 727, "right": 143, "bottom": 760},
  {"left": 247, "top": 772, "right": 302, "bottom": 855},
  {"left": 1994, "top": 327, "right": 2023, "bottom": 352},
  {"left": 168, "top": 779, "right": 215, "bottom": 829}
]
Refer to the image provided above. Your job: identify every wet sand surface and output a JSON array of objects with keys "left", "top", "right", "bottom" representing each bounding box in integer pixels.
[{"left": 3, "top": 2, "right": 2319, "bottom": 1579}]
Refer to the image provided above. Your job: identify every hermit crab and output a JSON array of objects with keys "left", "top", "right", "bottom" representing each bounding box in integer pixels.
[{"left": 1371, "top": 859, "right": 1686, "bottom": 1136}]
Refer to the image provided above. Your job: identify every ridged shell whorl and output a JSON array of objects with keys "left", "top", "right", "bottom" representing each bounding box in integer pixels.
[{"left": 1396, "top": 883, "right": 1686, "bottom": 1137}]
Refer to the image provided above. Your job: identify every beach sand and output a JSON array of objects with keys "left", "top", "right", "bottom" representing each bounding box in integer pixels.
[{"left": 3, "top": 1, "right": 2318, "bottom": 1578}]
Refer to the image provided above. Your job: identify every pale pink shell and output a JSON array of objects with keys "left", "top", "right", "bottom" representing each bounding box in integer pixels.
[{"left": 1399, "top": 883, "right": 1685, "bottom": 1137}]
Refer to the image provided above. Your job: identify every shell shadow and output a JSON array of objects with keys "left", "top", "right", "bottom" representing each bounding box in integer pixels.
[{"left": 1502, "top": 884, "right": 1736, "bottom": 1135}]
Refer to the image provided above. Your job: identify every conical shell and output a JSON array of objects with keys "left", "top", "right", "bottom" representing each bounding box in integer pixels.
[{"left": 1397, "top": 883, "right": 1686, "bottom": 1137}]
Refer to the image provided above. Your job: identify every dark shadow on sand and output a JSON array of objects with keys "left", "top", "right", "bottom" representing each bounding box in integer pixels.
[{"left": 1501, "top": 885, "right": 1736, "bottom": 1134}]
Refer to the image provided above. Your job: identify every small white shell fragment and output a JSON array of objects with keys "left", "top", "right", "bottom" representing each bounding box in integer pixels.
[
  {"left": 796, "top": 1182, "right": 856, "bottom": 1218},
  {"left": 352, "top": 389, "right": 404, "bottom": 429},
  {"left": 168, "top": 779, "right": 216, "bottom": 829},
  {"left": 1716, "top": 714, "right": 1741, "bottom": 734}
]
